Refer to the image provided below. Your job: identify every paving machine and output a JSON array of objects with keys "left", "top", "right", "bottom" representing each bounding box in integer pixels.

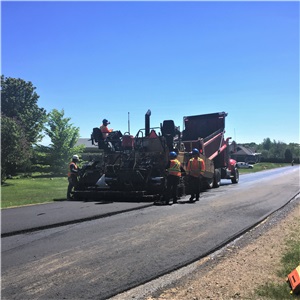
[{"left": 73, "top": 110, "right": 238, "bottom": 201}]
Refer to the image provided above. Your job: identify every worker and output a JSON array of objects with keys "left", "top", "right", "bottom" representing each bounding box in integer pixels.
[
  {"left": 100, "top": 119, "right": 113, "bottom": 139},
  {"left": 67, "top": 155, "right": 80, "bottom": 200},
  {"left": 165, "top": 151, "right": 186, "bottom": 205},
  {"left": 186, "top": 148, "right": 205, "bottom": 202}
]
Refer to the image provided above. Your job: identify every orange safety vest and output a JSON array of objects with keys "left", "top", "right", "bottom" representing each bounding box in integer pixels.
[
  {"left": 187, "top": 157, "right": 205, "bottom": 177},
  {"left": 68, "top": 162, "right": 78, "bottom": 177},
  {"left": 100, "top": 125, "right": 110, "bottom": 133},
  {"left": 168, "top": 159, "right": 182, "bottom": 177},
  {"left": 100, "top": 125, "right": 112, "bottom": 138}
]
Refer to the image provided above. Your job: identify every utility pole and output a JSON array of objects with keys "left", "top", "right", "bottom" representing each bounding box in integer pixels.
[{"left": 128, "top": 112, "right": 130, "bottom": 134}]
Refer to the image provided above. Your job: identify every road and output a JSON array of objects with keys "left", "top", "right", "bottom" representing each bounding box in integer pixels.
[{"left": 2, "top": 166, "right": 299, "bottom": 300}]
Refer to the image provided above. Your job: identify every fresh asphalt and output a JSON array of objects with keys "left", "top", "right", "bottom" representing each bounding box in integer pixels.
[
  {"left": 2, "top": 166, "right": 299, "bottom": 237},
  {"left": 1, "top": 200, "right": 154, "bottom": 237},
  {"left": 2, "top": 167, "right": 300, "bottom": 300}
]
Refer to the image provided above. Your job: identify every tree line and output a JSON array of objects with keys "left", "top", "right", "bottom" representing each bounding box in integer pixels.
[
  {"left": 1, "top": 75, "right": 84, "bottom": 181},
  {"left": 1, "top": 75, "right": 299, "bottom": 182},
  {"left": 238, "top": 140, "right": 299, "bottom": 164}
]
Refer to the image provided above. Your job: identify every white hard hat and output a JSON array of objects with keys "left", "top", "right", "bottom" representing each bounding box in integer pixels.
[{"left": 72, "top": 155, "right": 79, "bottom": 161}]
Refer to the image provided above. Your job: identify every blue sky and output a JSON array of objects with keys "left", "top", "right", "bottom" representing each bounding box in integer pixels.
[{"left": 2, "top": 1, "right": 299, "bottom": 145}]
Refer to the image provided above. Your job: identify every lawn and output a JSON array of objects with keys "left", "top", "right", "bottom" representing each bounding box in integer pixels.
[
  {"left": 1, "top": 176, "right": 67, "bottom": 208},
  {"left": 255, "top": 216, "right": 300, "bottom": 299},
  {"left": 238, "top": 162, "right": 292, "bottom": 174}
]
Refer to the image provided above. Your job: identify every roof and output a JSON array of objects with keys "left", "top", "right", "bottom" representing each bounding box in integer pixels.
[
  {"left": 234, "top": 145, "right": 261, "bottom": 156},
  {"left": 75, "top": 138, "right": 98, "bottom": 148},
  {"left": 235, "top": 145, "right": 254, "bottom": 155}
]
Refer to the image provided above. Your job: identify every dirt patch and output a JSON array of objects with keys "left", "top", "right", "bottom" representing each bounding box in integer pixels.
[{"left": 147, "top": 198, "right": 300, "bottom": 300}]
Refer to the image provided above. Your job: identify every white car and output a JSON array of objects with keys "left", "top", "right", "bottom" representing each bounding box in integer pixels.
[{"left": 236, "top": 162, "right": 254, "bottom": 169}]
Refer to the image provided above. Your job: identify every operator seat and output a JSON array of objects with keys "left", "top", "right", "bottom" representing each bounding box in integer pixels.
[
  {"left": 92, "top": 127, "right": 107, "bottom": 150},
  {"left": 162, "top": 120, "right": 178, "bottom": 150}
]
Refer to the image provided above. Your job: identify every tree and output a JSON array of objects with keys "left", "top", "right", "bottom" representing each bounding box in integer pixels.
[
  {"left": 41, "top": 109, "right": 84, "bottom": 175},
  {"left": 260, "top": 149, "right": 269, "bottom": 160},
  {"left": 1, "top": 114, "right": 31, "bottom": 180},
  {"left": 288, "top": 143, "right": 300, "bottom": 159},
  {"left": 1, "top": 75, "right": 47, "bottom": 144},
  {"left": 262, "top": 138, "right": 272, "bottom": 151},
  {"left": 270, "top": 140, "right": 286, "bottom": 159},
  {"left": 284, "top": 149, "right": 293, "bottom": 163}
]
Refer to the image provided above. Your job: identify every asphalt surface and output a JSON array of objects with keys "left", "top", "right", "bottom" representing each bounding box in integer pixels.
[
  {"left": 1, "top": 200, "right": 153, "bottom": 236},
  {"left": 2, "top": 166, "right": 295, "bottom": 235},
  {"left": 2, "top": 166, "right": 296, "bottom": 237},
  {"left": 2, "top": 166, "right": 300, "bottom": 300}
]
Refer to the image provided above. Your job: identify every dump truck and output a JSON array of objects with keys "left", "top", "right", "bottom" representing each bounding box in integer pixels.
[
  {"left": 181, "top": 112, "right": 239, "bottom": 189},
  {"left": 73, "top": 110, "right": 238, "bottom": 202}
]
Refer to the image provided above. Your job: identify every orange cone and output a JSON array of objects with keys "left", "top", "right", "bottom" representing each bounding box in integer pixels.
[{"left": 287, "top": 265, "right": 300, "bottom": 294}]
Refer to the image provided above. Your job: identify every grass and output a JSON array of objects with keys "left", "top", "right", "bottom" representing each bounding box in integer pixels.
[
  {"left": 1, "top": 176, "right": 67, "bottom": 208},
  {"left": 238, "top": 162, "right": 292, "bottom": 174},
  {"left": 255, "top": 217, "right": 300, "bottom": 299}
]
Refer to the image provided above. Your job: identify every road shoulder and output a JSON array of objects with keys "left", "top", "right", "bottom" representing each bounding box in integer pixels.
[{"left": 147, "top": 196, "right": 300, "bottom": 300}]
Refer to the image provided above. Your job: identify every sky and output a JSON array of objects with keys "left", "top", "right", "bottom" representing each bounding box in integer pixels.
[{"left": 1, "top": 0, "right": 299, "bottom": 145}]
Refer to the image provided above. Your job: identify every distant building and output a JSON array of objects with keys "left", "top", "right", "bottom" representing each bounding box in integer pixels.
[
  {"left": 230, "top": 144, "right": 261, "bottom": 163},
  {"left": 75, "top": 138, "right": 103, "bottom": 161},
  {"left": 76, "top": 138, "right": 98, "bottom": 150}
]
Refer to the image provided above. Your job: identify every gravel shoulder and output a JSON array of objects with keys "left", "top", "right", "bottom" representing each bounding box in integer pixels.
[{"left": 146, "top": 196, "right": 300, "bottom": 300}]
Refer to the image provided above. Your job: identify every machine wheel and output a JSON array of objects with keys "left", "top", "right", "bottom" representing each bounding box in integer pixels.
[
  {"left": 213, "top": 169, "right": 221, "bottom": 188},
  {"left": 231, "top": 167, "right": 239, "bottom": 184}
]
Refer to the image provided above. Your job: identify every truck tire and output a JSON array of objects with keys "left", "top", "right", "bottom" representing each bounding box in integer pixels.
[
  {"left": 213, "top": 169, "right": 221, "bottom": 188},
  {"left": 231, "top": 167, "right": 239, "bottom": 184}
]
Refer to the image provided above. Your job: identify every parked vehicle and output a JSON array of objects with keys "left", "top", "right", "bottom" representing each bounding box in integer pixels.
[
  {"left": 73, "top": 111, "right": 239, "bottom": 202},
  {"left": 236, "top": 162, "right": 253, "bottom": 169}
]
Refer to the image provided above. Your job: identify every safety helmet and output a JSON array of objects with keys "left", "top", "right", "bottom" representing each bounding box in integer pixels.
[
  {"left": 72, "top": 155, "right": 79, "bottom": 161},
  {"left": 192, "top": 148, "right": 199, "bottom": 155},
  {"left": 102, "top": 119, "right": 109, "bottom": 125},
  {"left": 169, "top": 151, "right": 177, "bottom": 158}
]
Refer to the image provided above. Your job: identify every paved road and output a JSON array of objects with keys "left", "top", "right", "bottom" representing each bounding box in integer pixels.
[
  {"left": 1, "top": 200, "right": 153, "bottom": 236},
  {"left": 2, "top": 166, "right": 299, "bottom": 300}
]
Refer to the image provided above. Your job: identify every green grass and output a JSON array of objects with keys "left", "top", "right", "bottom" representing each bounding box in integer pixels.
[
  {"left": 256, "top": 282, "right": 293, "bottom": 299},
  {"left": 255, "top": 217, "right": 300, "bottom": 299},
  {"left": 238, "top": 162, "right": 291, "bottom": 174},
  {"left": 279, "top": 227, "right": 300, "bottom": 278},
  {"left": 1, "top": 176, "right": 67, "bottom": 208}
]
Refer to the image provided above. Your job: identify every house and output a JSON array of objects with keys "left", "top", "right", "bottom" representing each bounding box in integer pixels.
[
  {"left": 230, "top": 144, "right": 261, "bottom": 164},
  {"left": 76, "top": 138, "right": 98, "bottom": 150},
  {"left": 75, "top": 138, "right": 103, "bottom": 161}
]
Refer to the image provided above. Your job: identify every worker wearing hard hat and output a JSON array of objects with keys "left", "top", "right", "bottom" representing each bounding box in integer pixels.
[
  {"left": 100, "top": 119, "right": 113, "bottom": 139},
  {"left": 186, "top": 148, "right": 205, "bottom": 202},
  {"left": 67, "top": 155, "right": 80, "bottom": 200},
  {"left": 165, "top": 151, "right": 186, "bottom": 205}
]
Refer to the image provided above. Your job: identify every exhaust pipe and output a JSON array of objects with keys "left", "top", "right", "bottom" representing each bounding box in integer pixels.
[{"left": 145, "top": 109, "right": 151, "bottom": 137}]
